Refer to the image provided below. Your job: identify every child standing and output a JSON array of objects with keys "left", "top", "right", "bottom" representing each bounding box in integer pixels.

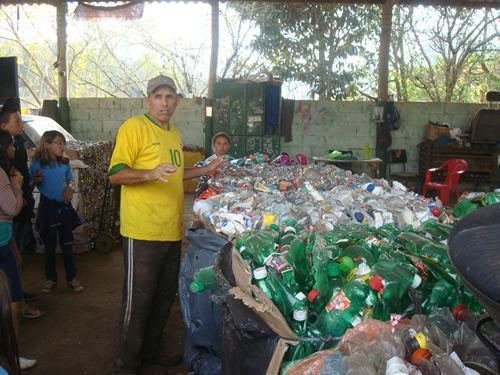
[
  {"left": 0, "top": 129, "right": 37, "bottom": 370},
  {"left": 29, "top": 130, "right": 84, "bottom": 293}
]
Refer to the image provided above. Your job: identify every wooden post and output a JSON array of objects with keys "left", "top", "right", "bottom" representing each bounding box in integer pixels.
[
  {"left": 207, "top": 0, "right": 219, "bottom": 100},
  {"left": 206, "top": 0, "right": 219, "bottom": 154},
  {"left": 56, "top": 0, "right": 70, "bottom": 131}
]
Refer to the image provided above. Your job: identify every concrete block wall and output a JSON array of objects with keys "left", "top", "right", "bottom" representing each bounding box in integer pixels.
[
  {"left": 280, "top": 101, "right": 482, "bottom": 172},
  {"left": 69, "top": 97, "right": 205, "bottom": 147},
  {"left": 69, "top": 97, "right": 482, "bottom": 172}
]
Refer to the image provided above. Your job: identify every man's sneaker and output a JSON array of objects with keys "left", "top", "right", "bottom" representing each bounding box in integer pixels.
[
  {"left": 68, "top": 279, "right": 84, "bottom": 292},
  {"left": 41, "top": 280, "right": 56, "bottom": 293},
  {"left": 19, "top": 356, "right": 37, "bottom": 370}
]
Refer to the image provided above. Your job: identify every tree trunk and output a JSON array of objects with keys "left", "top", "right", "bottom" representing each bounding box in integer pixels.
[{"left": 377, "top": 0, "right": 393, "bottom": 101}]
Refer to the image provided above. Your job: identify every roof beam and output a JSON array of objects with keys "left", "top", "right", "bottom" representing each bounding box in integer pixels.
[{"left": 2, "top": 0, "right": 499, "bottom": 8}]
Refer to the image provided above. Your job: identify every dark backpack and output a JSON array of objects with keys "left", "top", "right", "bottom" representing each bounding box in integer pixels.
[{"left": 384, "top": 101, "right": 401, "bottom": 131}]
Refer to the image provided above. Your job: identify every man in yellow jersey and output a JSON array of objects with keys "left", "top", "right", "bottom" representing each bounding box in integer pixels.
[{"left": 108, "top": 75, "right": 224, "bottom": 374}]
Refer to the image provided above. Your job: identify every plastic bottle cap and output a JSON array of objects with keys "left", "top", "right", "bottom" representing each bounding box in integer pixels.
[
  {"left": 295, "top": 292, "right": 307, "bottom": 301},
  {"left": 189, "top": 281, "right": 205, "bottom": 293},
  {"left": 326, "top": 262, "right": 341, "bottom": 277},
  {"left": 411, "top": 274, "right": 422, "bottom": 289},
  {"left": 339, "top": 256, "right": 354, "bottom": 273},
  {"left": 284, "top": 226, "right": 296, "bottom": 234},
  {"left": 293, "top": 309, "right": 307, "bottom": 321},
  {"left": 351, "top": 316, "right": 362, "bottom": 327},
  {"left": 263, "top": 214, "right": 276, "bottom": 227},
  {"left": 411, "top": 348, "right": 431, "bottom": 364},
  {"left": 431, "top": 207, "right": 442, "bottom": 216},
  {"left": 366, "top": 183, "right": 375, "bottom": 192},
  {"left": 452, "top": 304, "right": 467, "bottom": 321},
  {"left": 354, "top": 212, "right": 364, "bottom": 222},
  {"left": 307, "top": 289, "right": 319, "bottom": 303},
  {"left": 253, "top": 267, "right": 268, "bottom": 280},
  {"left": 239, "top": 246, "right": 247, "bottom": 254},
  {"left": 369, "top": 275, "right": 384, "bottom": 292}
]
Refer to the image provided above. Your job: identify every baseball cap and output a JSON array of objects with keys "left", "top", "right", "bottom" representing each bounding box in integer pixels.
[{"left": 147, "top": 74, "right": 177, "bottom": 96}]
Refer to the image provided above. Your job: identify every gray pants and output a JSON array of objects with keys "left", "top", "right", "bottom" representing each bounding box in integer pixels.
[{"left": 118, "top": 237, "right": 182, "bottom": 370}]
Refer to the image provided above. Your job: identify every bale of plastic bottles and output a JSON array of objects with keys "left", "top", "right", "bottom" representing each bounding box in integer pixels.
[{"left": 227, "top": 220, "right": 487, "bottom": 372}]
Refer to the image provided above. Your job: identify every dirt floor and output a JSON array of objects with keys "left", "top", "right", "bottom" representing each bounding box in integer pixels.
[{"left": 18, "top": 194, "right": 197, "bottom": 375}]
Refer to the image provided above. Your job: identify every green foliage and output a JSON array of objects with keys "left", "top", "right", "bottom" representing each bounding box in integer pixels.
[
  {"left": 389, "top": 6, "right": 499, "bottom": 103},
  {"left": 231, "top": 3, "right": 379, "bottom": 100}
]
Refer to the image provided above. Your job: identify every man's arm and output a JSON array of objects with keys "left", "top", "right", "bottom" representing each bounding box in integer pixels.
[
  {"left": 183, "top": 156, "right": 225, "bottom": 180},
  {"left": 109, "top": 163, "right": 177, "bottom": 186}
]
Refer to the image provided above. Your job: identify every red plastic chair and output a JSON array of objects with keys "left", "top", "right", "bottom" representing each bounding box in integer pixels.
[{"left": 422, "top": 159, "right": 468, "bottom": 206}]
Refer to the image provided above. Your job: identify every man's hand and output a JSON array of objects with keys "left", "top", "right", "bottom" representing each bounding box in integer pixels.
[
  {"left": 147, "top": 163, "right": 177, "bottom": 182},
  {"left": 63, "top": 186, "right": 73, "bottom": 203},
  {"left": 205, "top": 156, "right": 227, "bottom": 173}
]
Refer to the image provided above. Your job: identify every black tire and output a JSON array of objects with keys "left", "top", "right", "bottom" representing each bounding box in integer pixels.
[{"left": 93, "top": 232, "right": 115, "bottom": 254}]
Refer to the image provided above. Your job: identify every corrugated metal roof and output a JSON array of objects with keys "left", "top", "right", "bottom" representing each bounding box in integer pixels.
[{"left": 2, "top": 0, "right": 499, "bottom": 7}]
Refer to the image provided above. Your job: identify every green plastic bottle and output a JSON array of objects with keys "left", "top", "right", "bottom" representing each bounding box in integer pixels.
[
  {"left": 253, "top": 267, "right": 273, "bottom": 299},
  {"left": 190, "top": 266, "right": 217, "bottom": 293},
  {"left": 315, "top": 280, "right": 369, "bottom": 338},
  {"left": 285, "top": 299, "right": 311, "bottom": 362},
  {"left": 421, "top": 220, "right": 453, "bottom": 241},
  {"left": 326, "top": 261, "right": 343, "bottom": 297},
  {"left": 369, "top": 260, "right": 422, "bottom": 319},
  {"left": 397, "top": 232, "right": 450, "bottom": 264},
  {"left": 279, "top": 232, "right": 297, "bottom": 252},
  {"left": 264, "top": 252, "right": 299, "bottom": 293},
  {"left": 424, "top": 279, "right": 459, "bottom": 313},
  {"left": 264, "top": 272, "right": 301, "bottom": 323},
  {"left": 286, "top": 236, "right": 312, "bottom": 290},
  {"left": 243, "top": 232, "right": 276, "bottom": 267}
]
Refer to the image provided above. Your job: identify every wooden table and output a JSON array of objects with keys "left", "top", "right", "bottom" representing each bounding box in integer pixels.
[{"left": 313, "top": 157, "right": 383, "bottom": 178}]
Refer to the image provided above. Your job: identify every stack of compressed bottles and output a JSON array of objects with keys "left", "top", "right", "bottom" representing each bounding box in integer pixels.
[
  {"left": 284, "top": 308, "right": 498, "bottom": 374},
  {"left": 190, "top": 159, "right": 492, "bottom": 371},
  {"left": 208, "top": 220, "right": 482, "bottom": 366},
  {"left": 193, "top": 162, "right": 452, "bottom": 238}
]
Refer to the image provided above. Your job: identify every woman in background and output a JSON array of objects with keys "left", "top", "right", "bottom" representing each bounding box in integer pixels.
[{"left": 0, "top": 129, "right": 37, "bottom": 370}]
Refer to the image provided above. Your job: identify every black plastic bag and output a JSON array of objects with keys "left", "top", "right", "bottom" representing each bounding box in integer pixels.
[
  {"left": 179, "top": 227, "right": 229, "bottom": 375},
  {"left": 215, "top": 243, "right": 282, "bottom": 375}
]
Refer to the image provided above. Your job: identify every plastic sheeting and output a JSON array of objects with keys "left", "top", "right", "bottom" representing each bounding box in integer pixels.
[{"left": 179, "top": 227, "right": 228, "bottom": 375}]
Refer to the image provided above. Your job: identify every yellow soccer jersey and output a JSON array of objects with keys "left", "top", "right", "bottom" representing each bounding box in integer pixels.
[{"left": 108, "top": 113, "right": 184, "bottom": 241}]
